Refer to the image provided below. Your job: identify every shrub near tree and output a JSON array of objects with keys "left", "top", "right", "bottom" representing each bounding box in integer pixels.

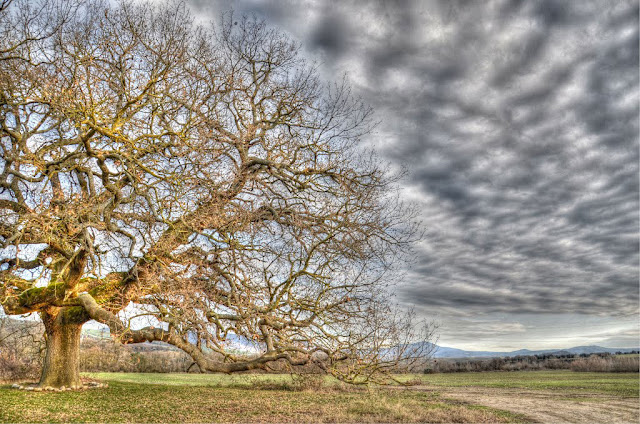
[
  {"left": 0, "top": 317, "right": 44, "bottom": 380},
  {"left": 0, "top": 0, "right": 429, "bottom": 389}
]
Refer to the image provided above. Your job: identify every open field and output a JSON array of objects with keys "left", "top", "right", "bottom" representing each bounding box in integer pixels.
[
  {"left": 0, "top": 371, "right": 637, "bottom": 423},
  {"left": 86, "top": 370, "right": 640, "bottom": 397},
  {"left": 0, "top": 374, "right": 523, "bottom": 423},
  {"left": 403, "top": 371, "right": 639, "bottom": 423},
  {"left": 405, "top": 370, "right": 640, "bottom": 397}
]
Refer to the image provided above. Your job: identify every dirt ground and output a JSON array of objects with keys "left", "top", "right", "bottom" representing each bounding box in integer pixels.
[{"left": 432, "top": 386, "right": 639, "bottom": 424}]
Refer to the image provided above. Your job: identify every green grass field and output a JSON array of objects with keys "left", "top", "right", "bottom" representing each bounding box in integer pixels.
[
  {"left": 0, "top": 374, "right": 524, "bottom": 423},
  {"left": 1, "top": 371, "right": 637, "bottom": 423},
  {"left": 84, "top": 370, "right": 640, "bottom": 397},
  {"left": 83, "top": 371, "right": 295, "bottom": 387},
  {"left": 405, "top": 370, "right": 640, "bottom": 397}
]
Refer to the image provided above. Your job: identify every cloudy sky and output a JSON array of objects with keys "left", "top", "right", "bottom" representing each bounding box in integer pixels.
[{"left": 186, "top": 0, "right": 639, "bottom": 351}]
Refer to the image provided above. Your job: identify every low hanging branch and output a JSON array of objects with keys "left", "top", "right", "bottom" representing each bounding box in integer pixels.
[{"left": 0, "top": 0, "right": 432, "bottom": 389}]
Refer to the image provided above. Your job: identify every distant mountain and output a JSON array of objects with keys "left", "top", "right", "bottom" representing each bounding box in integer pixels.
[
  {"left": 427, "top": 343, "right": 640, "bottom": 358},
  {"left": 563, "top": 345, "right": 639, "bottom": 355}
]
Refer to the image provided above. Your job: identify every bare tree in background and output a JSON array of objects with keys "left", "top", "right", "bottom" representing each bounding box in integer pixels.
[
  {"left": 0, "top": 316, "right": 45, "bottom": 380},
  {"left": 0, "top": 0, "right": 431, "bottom": 389}
]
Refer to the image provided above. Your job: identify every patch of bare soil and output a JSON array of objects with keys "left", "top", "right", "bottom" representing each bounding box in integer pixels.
[{"left": 434, "top": 386, "right": 639, "bottom": 424}]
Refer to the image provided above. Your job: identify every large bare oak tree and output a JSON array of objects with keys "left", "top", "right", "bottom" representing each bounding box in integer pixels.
[{"left": 0, "top": 0, "right": 428, "bottom": 389}]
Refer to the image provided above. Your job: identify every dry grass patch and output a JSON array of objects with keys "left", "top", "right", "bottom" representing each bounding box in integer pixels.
[
  {"left": 403, "top": 371, "right": 640, "bottom": 397},
  {"left": 0, "top": 380, "right": 525, "bottom": 423}
]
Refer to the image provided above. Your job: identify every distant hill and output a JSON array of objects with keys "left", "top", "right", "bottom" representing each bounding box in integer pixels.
[{"left": 421, "top": 342, "right": 640, "bottom": 358}]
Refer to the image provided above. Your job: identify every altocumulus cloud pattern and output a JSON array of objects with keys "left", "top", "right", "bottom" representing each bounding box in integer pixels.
[{"left": 190, "top": 0, "right": 639, "bottom": 346}]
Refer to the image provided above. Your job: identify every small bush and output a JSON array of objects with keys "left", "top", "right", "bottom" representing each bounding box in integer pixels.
[
  {"left": 571, "top": 356, "right": 639, "bottom": 373},
  {"left": 288, "top": 373, "right": 325, "bottom": 391},
  {"left": 0, "top": 318, "right": 44, "bottom": 381},
  {"left": 612, "top": 356, "right": 640, "bottom": 372},
  {"left": 0, "top": 351, "right": 41, "bottom": 381},
  {"left": 425, "top": 352, "right": 639, "bottom": 374}
]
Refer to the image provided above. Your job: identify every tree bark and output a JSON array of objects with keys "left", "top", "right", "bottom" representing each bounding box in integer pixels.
[{"left": 38, "top": 308, "right": 86, "bottom": 389}]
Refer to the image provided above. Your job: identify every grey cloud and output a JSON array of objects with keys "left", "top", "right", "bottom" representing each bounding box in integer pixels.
[
  {"left": 433, "top": 313, "right": 640, "bottom": 350},
  {"left": 188, "top": 1, "right": 639, "bottom": 335},
  {"left": 308, "top": 11, "right": 350, "bottom": 57},
  {"left": 376, "top": 1, "right": 637, "bottom": 317}
]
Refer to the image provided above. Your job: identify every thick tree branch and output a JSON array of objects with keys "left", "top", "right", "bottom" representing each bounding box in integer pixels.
[{"left": 0, "top": 1, "right": 427, "bottom": 386}]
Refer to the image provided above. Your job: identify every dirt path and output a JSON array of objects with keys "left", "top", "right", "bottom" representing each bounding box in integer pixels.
[{"left": 432, "top": 386, "right": 639, "bottom": 423}]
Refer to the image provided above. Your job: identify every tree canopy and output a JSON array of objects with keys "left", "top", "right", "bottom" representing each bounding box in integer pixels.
[{"left": 0, "top": 0, "right": 428, "bottom": 388}]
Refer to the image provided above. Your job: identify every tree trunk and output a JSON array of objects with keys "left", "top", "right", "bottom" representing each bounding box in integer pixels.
[{"left": 38, "top": 308, "right": 85, "bottom": 389}]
